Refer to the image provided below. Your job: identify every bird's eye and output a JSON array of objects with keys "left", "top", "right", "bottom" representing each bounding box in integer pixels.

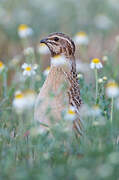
[{"left": 54, "top": 37, "right": 59, "bottom": 41}]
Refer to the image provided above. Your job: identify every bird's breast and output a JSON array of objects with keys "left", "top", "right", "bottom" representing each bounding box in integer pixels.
[{"left": 34, "top": 66, "right": 70, "bottom": 125}]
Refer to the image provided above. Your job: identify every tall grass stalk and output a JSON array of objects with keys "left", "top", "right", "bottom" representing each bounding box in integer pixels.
[
  {"left": 2, "top": 68, "right": 7, "bottom": 98},
  {"left": 110, "top": 97, "right": 114, "bottom": 123},
  {"left": 95, "top": 68, "right": 98, "bottom": 101}
]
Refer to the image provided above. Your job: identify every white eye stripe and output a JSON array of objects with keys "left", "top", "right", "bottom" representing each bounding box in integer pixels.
[{"left": 49, "top": 35, "right": 74, "bottom": 50}]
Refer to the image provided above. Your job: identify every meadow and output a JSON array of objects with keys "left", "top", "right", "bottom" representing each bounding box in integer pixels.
[{"left": 0, "top": 0, "right": 119, "bottom": 179}]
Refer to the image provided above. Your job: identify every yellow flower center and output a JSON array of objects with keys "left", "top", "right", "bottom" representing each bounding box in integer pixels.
[
  {"left": 92, "top": 58, "right": 100, "bottom": 64},
  {"left": 24, "top": 90, "right": 36, "bottom": 96},
  {"left": 106, "top": 82, "right": 118, "bottom": 88},
  {"left": 68, "top": 109, "right": 75, "bottom": 115},
  {"left": 53, "top": 55, "right": 61, "bottom": 59},
  {"left": 18, "top": 24, "right": 28, "bottom": 31},
  {"left": 103, "top": 76, "right": 107, "bottom": 81},
  {"left": 40, "top": 43, "right": 47, "bottom": 47},
  {"left": 15, "top": 93, "right": 23, "bottom": 99},
  {"left": 77, "top": 32, "right": 87, "bottom": 37},
  {"left": 0, "top": 61, "right": 4, "bottom": 68},
  {"left": 93, "top": 105, "right": 100, "bottom": 110},
  {"left": 25, "top": 66, "right": 31, "bottom": 71},
  {"left": 46, "top": 66, "right": 50, "bottom": 71}
]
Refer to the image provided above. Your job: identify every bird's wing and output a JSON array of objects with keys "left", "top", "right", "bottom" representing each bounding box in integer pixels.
[{"left": 63, "top": 64, "right": 83, "bottom": 136}]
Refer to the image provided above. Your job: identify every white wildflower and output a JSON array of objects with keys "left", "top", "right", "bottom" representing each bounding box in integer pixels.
[
  {"left": 80, "top": 104, "right": 102, "bottom": 117},
  {"left": 103, "top": 76, "right": 108, "bottom": 81},
  {"left": 18, "top": 24, "right": 33, "bottom": 38},
  {"left": 90, "top": 58, "right": 103, "bottom": 69},
  {"left": 74, "top": 32, "right": 89, "bottom": 45},
  {"left": 12, "top": 90, "right": 36, "bottom": 114},
  {"left": 23, "top": 90, "right": 36, "bottom": 108},
  {"left": 90, "top": 105, "right": 102, "bottom": 117},
  {"left": 98, "top": 78, "right": 103, "bottom": 83},
  {"left": 43, "top": 66, "right": 50, "bottom": 77},
  {"left": 106, "top": 81, "right": 119, "bottom": 98},
  {"left": 24, "top": 47, "right": 34, "bottom": 55},
  {"left": 21, "top": 63, "right": 38, "bottom": 76},
  {"left": 0, "top": 61, "right": 5, "bottom": 73},
  {"left": 102, "top": 56, "right": 108, "bottom": 62},
  {"left": 64, "top": 106, "right": 76, "bottom": 121},
  {"left": 77, "top": 73, "right": 83, "bottom": 79},
  {"left": 37, "top": 43, "right": 50, "bottom": 54},
  {"left": 12, "top": 91, "right": 26, "bottom": 113}
]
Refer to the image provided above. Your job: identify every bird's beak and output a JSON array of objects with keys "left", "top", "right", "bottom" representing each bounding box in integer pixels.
[{"left": 40, "top": 38, "right": 48, "bottom": 44}]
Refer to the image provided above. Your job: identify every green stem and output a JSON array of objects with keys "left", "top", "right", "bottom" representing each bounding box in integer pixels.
[
  {"left": 95, "top": 68, "right": 98, "bottom": 101},
  {"left": 30, "top": 76, "right": 34, "bottom": 89},
  {"left": 21, "top": 37, "right": 29, "bottom": 49},
  {"left": 3, "top": 69, "right": 7, "bottom": 98},
  {"left": 110, "top": 97, "right": 114, "bottom": 123}
]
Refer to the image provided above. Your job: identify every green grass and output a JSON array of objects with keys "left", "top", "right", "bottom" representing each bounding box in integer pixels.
[{"left": 0, "top": 51, "right": 119, "bottom": 179}]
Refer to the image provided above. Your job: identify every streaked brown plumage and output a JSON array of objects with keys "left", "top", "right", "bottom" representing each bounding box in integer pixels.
[{"left": 34, "top": 32, "right": 82, "bottom": 136}]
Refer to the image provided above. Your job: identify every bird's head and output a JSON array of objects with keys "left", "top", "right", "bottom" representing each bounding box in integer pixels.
[{"left": 40, "top": 32, "right": 75, "bottom": 58}]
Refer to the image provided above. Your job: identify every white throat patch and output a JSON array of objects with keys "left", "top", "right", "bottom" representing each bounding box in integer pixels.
[{"left": 51, "top": 55, "right": 71, "bottom": 68}]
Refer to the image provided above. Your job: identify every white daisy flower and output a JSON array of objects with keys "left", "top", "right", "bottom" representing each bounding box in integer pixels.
[
  {"left": 51, "top": 55, "right": 69, "bottom": 67},
  {"left": 23, "top": 90, "right": 36, "bottom": 108},
  {"left": 12, "top": 91, "right": 26, "bottom": 113},
  {"left": 80, "top": 104, "right": 102, "bottom": 117},
  {"left": 24, "top": 47, "right": 34, "bottom": 56},
  {"left": 74, "top": 32, "right": 89, "bottom": 45},
  {"left": 102, "top": 56, "right": 108, "bottom": 62},
  {"left": 90, "top": 58, "right": 103, "bottom": 69},
  {"left": 90, "top": 105, "right": 102, "bottom": 117},
  {"left": 18, "top": 24, "right": 33, "bottom": 38},
  {"left": 12, "top": 90, "right": 36, "bottom": 114},
  {"left": 64, "top": 106, "right": 76, "bottom": 121},
  {"left": 21, "top": 63, "right": 38, "bottom": 76},
  {"left": 77, "top": 73, "right": 83, "bottom": 79},
  {"left": 106, "top": 81, "right": 119, "bottom": 98},
  {"left": 43, "top": 66, "right": 50, "bottom": 77},
  {"left": 103, "top": 76, "right": 108, "bottom": 81},
  {"left": 0, "top": 61, "right": 5, "bottom": 73},
  {"left": 37, "top": 43, "right": 50, "bottom": 55},
  {"left": 98, "top": 78, "right": 103, "bottom": 83}
]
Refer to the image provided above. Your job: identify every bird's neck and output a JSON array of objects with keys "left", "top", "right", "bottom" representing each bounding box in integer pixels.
[
  {"left": 50, "top": 53, "right": 75, "bottom": 70},
  {"left": 44, "top": 66, "right": 70, "bottom": 94},
  {"left": 42, "top": 54, "right": 76, "bottom": 96}
]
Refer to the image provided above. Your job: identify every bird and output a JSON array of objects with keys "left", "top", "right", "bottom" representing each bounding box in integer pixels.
[{"left": 34, "top": 32, "right": 82, "bottom": 136}]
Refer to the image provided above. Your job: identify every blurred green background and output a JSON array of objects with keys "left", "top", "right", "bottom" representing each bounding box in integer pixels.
[{"left": 1, "top": 0, "right": 119, "bottom": 60}]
